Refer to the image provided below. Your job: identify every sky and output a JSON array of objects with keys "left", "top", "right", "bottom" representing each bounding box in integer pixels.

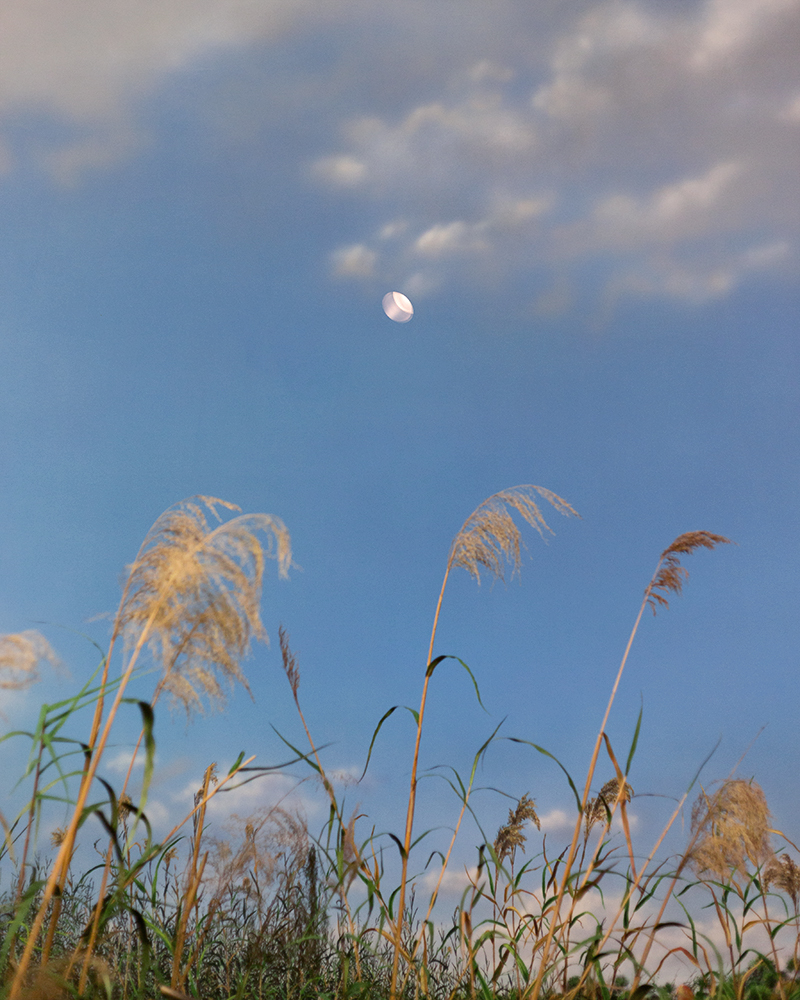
[{"left": 0, "top": 0, "right": 799, "bottom": 972}]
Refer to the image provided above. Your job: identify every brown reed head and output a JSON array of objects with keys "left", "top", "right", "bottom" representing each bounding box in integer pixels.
[
  {"left": 764, "top": 853, "right": 800, "bottom": 909},
  {"left": 646, "top": 531, "right": 731, "bottom": 615},
  {"left": 448, "top": 485, "right": 579, "bottom": 584},
  {"left": 116, "top": 496, "right": 291, "bottom": 716},
  {"left": 584, "top": 777, "right": 634, "bottom": 840},
  {"left": 279, "top": 624, "right": 299, "bottom": 697},
  {"left": 688, "top": 778, "right": 773, "bottom": 880},
  {"left": 493, "top": 794, "right": 541, "bottom": 864}
]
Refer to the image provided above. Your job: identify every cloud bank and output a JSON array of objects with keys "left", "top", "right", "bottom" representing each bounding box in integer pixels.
[{"left": 0, "top": 0, "right": 797, "bottom": 307}]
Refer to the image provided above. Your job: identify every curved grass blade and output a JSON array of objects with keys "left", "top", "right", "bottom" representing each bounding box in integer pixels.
[{"left": 507, "top": 736, "right": 582, "bottom": 812}]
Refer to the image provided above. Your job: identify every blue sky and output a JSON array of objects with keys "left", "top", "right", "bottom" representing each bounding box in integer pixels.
[{"left": 0, "top": 0, "right": 798, "bottom": 944}]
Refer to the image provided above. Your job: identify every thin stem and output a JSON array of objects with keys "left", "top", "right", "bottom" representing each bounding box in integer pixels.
[
  {"left": 525, "top": 558, "right": 660, "bottom": 1000},
  {"left": 389, "top": 561, "right": 452, "bottom": 1000}
]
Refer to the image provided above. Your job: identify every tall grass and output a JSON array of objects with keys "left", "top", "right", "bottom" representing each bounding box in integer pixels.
[{"left": 0, "top": 490, "right": 797, "bottom": 1000}]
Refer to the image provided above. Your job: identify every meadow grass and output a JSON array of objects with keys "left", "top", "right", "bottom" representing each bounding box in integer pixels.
[{"left": 0, "top": 491, "right": 797, "bottom": 1000}]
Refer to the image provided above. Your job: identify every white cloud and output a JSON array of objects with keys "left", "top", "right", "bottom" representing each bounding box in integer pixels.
[
  {"left": 401, "top": 271, "right": 440, "bottom": 298},
  {"left": 0, "top": 0, "right": 326, "bottom": 122},
  {"left": 0, "top": 0, "right": 797, "bottom": 307},
  {"left": 0, "top": 0, "right": 363, "bottom": 184},
  {"left": 331, "top": 243, "right": 377, "bottom": 278},
  {"left": 378, "top": 219, "right": 408, "bottom": 240},
  {"left": 572, "top": 160, "right": 744, "bottom": 251},
  {"left": 467, "top": 59, "right": 514, "bottom": 84},
  {"left": 490, "top": 196, "right": 553, "bottom": 228},
  {"left": 538, "top": 808, "right": 574, "bottom": 834},
  {"left": 780, "top": 91, "right": 800, "bottom": 121},
  {"left": 106, "top": 748, "right": 152, "bottom": 775},
  {"left": 691, "top": 0, "right": 800, "bottom": 70},
  {"left": 414, "top": 220, "right": 490, "bottom": 258},
  {"left": 533, "top": 75, "right": 613, "bottom": 121},
  {"left": 601, "top": 238, "right": 795, "bottom": 307},
  {"left": 45, "top": 128, "right": 147, "bottom": 186},
  {"left": 420, "top": 863, "right": 480, "bottom": 896},
  {"left": 307, "top": 0, "right": 798, "bottom": 307},
  {"left": 311, "top": 154, "right": 368, "bottom": 188},
  {"left": 401, "top": 98, "right": 537, "bottom": 157}
]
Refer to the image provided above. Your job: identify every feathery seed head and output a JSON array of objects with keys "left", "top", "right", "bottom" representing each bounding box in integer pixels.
[
  {"left": 646, "top": 531, "right": 731, "bottom": 615},
  {"left": 584, "top": 778, "right": 634, "bottom": 840},
  {"left": 764, "top": 853, "right": 800, "bottom": 909},
  {"left": 279, "top": 624, "right": 299, "bottom": 697},
  {"left": 688, "top": 778, "right": 773, "bottom": 880},
  {"left": 493, "top": 794, "right": 540, "bottom": 864},
  {"left": 448, "top": 486, "right": 579, "bottom": 584},
  {"left": 0, "top": 631, "right": 59, "bottom": 692},
  {"left": 116, "top": 496, "right": 291, "bottom": 717}
]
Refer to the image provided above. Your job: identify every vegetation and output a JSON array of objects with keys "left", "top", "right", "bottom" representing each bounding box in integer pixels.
[{"left": 0, "top": 490, "right": 797, "bottom": 1000}]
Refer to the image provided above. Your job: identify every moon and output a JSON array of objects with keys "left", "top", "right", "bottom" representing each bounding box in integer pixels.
[{"left": 382, "top": 291, "right": 414, "bottom": 323}]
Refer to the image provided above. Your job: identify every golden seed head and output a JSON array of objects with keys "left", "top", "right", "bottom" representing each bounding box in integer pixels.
[
  {"left": 116, "top": 496, "right": 291, "bottom": 717},
  {"left": 0, "top": 631, "right": 60, "bottom": 693},
  {"left": 764, "top": 853, "right": 800, "bottom": 908},
  {"left": 449, "top": 485, "right": 579, "bottom": 585},
  {"left": 688, "top": 778, "right": 773, "bottom": 880}
]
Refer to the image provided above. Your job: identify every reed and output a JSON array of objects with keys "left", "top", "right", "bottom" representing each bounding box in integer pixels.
[{"left": 0, "top": 490, "right": 796, "bottom": 1000}]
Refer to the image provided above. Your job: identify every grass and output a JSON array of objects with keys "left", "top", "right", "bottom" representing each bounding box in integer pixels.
[{"left": 0, "top": 490, "right": 797, "bottom": 1000}]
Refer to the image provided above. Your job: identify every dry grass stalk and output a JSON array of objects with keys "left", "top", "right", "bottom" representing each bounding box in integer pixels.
[
  {"left": 689, "top": 779, "right": 773, "bottom": 881},
  {"left": 204, "top": 805, "right": 306, "bottom": 901},
  {"left": 528, "top": 528, "right": 732, "bottom": 1000},
  {"left": 390, "top": 485, "right": 578, "bottom": 1000},
  {"left": 279, "top": 623, "right": 299, "bottom": 698}
]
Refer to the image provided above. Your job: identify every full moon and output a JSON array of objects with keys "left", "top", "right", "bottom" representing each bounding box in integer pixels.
[{"left": 382, "top": 291, "right": 414, "bottom": 323}]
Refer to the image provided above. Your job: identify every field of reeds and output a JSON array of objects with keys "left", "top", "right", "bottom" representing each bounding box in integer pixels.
[{"left": 1, "top": 490, "right": 798, "bottom": 1000}]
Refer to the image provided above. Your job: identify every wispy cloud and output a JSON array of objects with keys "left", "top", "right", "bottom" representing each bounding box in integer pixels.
[
  {"left": 0, "top": 0, "right": 796, "bottom": 306},
  {"left": 310, "top": 0, "right": 799, "bottom": 308}
]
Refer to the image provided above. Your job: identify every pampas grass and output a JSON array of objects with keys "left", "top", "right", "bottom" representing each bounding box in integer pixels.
[
  {"left": 2, "top": 488, "right": 797, "bottom": 1000},
  {"left": 4, "top": 497, "right": 290, "bottom": 1000},
  {"left": 390, "top": 486, "right": 579, "bottom": 1000}
]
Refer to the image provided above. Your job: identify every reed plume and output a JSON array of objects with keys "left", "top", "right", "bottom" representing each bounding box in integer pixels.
[
  {"left": 448, "top": 486, "right": 578, "bottom": 584},
  {"left": 8, "top": 497, "right": 290, "bottom": 1000},
  {"left": 390, "top": 485, "right": 578, "bottom": 1000},
  {"left": 689, "top": 778, "right": 773, "bottom": 880},
  {"left": 118, "top": 496, "right": 292, "bottom": 715},
  {"left": 0, "top": 631, "right": 59, "bottom": 693},
  {"left": 493, "top": 794, "right": 541, "bottom": 865},
  {"left": 646, "top": 531, "right": 731, "bottom": 615},
  {"left": 764, "top": 853, "right": 800, "bottom": 910},
  {"left": 530, "top": 528, "right": 731, "bottom": 1000},
  {"left": 584, "top": 777, "right": 634, "bottom": 841}
]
